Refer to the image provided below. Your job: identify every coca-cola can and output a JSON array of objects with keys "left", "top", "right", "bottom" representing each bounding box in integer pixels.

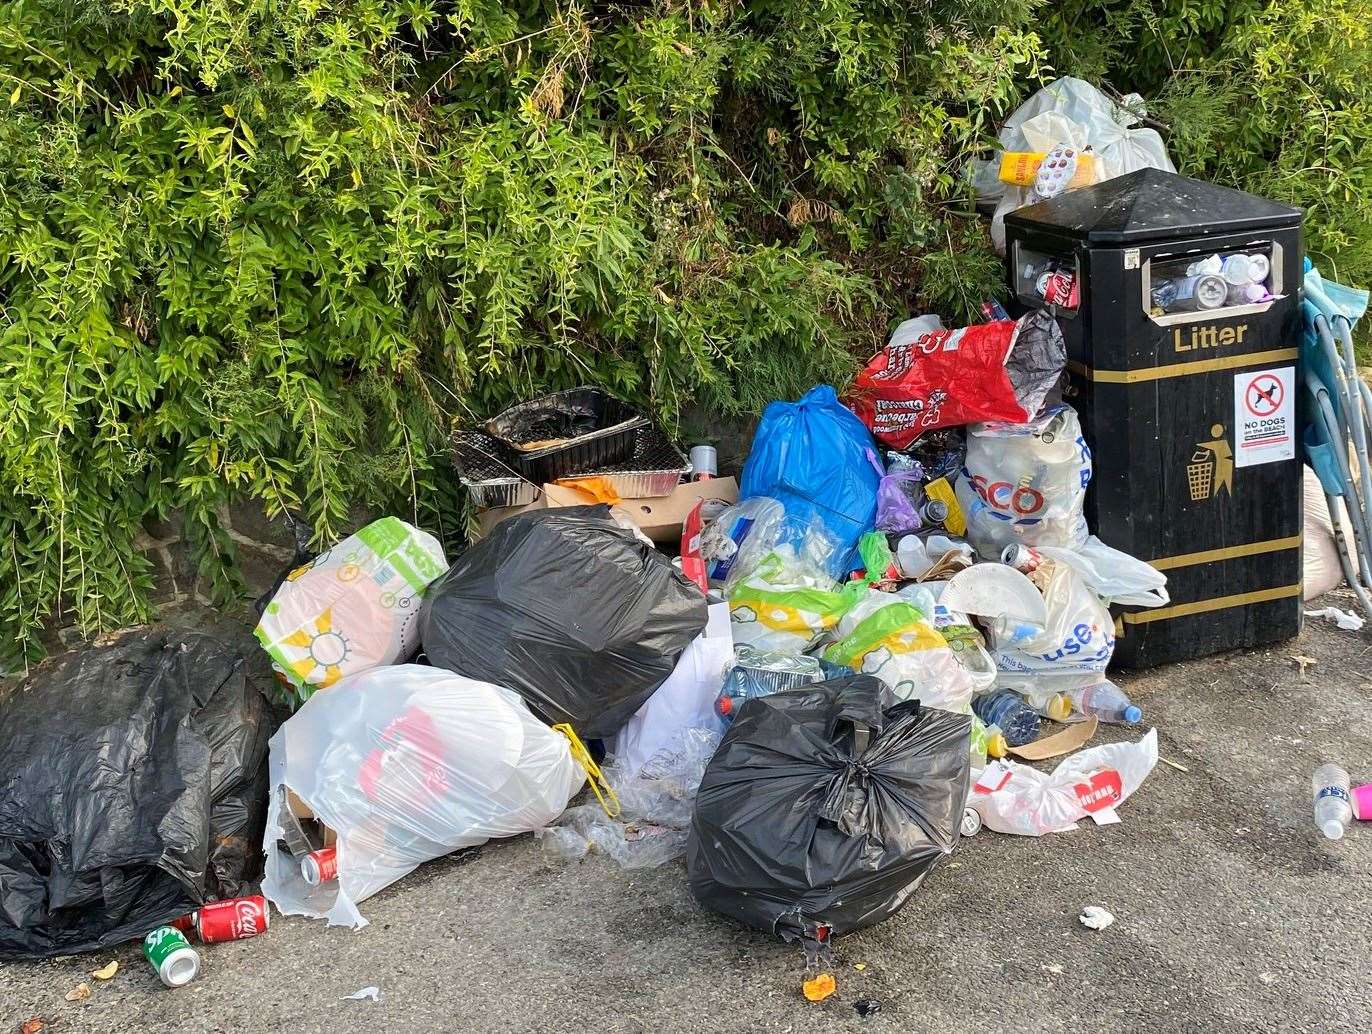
[
  {"left": 195, "top": 895, "right": 270, "bottom": 943},
  {"left": 1001, "top": 543, "right": 1045, "bottom": 574},
  {"left": 1035, "top": 270, "right": 1079, "bottom": 308},
  {"left": 301, "top": 844, "right": 338, "bottom": 886}
]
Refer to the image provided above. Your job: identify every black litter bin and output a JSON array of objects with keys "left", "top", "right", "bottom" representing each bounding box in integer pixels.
[{"left": 1004, "top": 168, "right": 1303, "bottom": 667}]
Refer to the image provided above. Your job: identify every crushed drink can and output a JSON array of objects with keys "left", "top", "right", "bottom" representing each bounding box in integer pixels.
[
  {"left": 1001, "top": 543, "right": 1045, "bottom": 574},
  {"left": 918, "top": 498, "right": 950, "bottom": 528},
  {"left": 194, "top": 895, "right": 270, "bottom": 943},
  {"left": 301, "top": 844, "right": 338, "bottom": 886},
  {"left": 1035, "top": 269, "right": 1079, "bottom": 308},
  {"left": 1245, "top": 253, "right": 1271, "bottom": 284},
  {"left": 1154, "top": 273, "right": 1226, "bottom": 312},
  {"left": 143, "top": 926, "right": 201, "bottom": 988}
]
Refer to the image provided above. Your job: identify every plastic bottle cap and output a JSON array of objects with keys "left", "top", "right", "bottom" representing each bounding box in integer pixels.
[
  {"left": 1353, "top": 784, "right": 1372, "bottom": 821},
  {"left": 1123, "top": 705, "right": 1142, "bottom": 724},
  {"left": 1321, "top": 818, "right": 1346, "bottom": 841}
]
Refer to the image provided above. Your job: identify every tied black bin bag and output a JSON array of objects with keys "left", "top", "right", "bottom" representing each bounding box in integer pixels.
[
  {"left": 419, "top": 505, "right": 706, "bottom": 739},
  {"left": 687, "top": 676, "right": 970, "bottom": 940},
  {"left": 0, "top": 629, "right": 273, "bottom": 960}
]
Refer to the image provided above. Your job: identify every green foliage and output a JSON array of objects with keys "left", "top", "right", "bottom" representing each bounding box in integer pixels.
[{"left": 2, "top": 0, "right": 1370, "bottom": 669}]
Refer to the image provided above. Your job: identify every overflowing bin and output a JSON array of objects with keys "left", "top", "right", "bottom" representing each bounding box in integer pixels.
[{"left": 1004, "top": 169, "right": 1303, "bottom": 666}]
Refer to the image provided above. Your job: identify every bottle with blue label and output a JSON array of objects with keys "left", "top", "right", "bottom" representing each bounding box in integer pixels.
[
  {"left": 1313, "top": 763, "right": 1352, "bottom": 841},
  {"left": 972, "top": 690, "right": 1040, "bottom": 747}
]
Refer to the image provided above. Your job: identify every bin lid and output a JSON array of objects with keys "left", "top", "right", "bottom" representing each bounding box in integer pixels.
[{"left": 1004, "top": 168, "right": 1302, "bottom": 244}]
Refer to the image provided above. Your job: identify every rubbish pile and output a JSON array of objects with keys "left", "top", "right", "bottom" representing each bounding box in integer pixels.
[{"left": 9, "top": 98, "right": 1366, "bottom": 1008}]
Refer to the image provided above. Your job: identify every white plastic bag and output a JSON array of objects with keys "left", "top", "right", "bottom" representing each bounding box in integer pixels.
[
  {"left": 1036, "top": 536, "right": 1169, "bottom": 608},
  {"left": 1304, "top": 466, "right": 1343, "bottom": 599},
  {"left": 973, "top": 77, "right": 1176, "bottom": 252},
  {"left": 262, "top": 665, "right": 583, "bottom": 927},
  {"left": 956, "top": 404, "right": 1092, "bottom": 554},
  {"left": 727, "top": 543, "right": 858, "bottom": 654},
  {"left": 610, "top": 603, "right": 733, "bottom": 778},
  {"left": 701, "top": 497, "right": 786, "bottom": 587},
  {"left": 968, "top": 728, "right": 1157, "bottom": 836},
  {"left": 255, "top": 517, "right": 448, "bottom": 702},
  {"left": 991, "top": 562, "right": 1114, "bottom": 694},
  {"left": 823, "top": 589, "right": 977, "bottom": 714}
]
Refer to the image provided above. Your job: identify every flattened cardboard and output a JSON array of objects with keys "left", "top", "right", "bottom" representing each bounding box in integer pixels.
[{"left": 1008, "top": 715, "right": 1100, "bottom": 761}]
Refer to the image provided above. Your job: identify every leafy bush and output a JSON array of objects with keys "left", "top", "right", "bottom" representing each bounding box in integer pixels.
[{"left": 2, "top": 0, "right": 1369, "bottom": 668}]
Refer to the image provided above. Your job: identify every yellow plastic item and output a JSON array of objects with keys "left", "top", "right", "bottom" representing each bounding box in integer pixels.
[
  {"left": 553, "top": 723, "right": 621, "bottom": 819},
  {"left": 998, "top": 151, "right": 1046, "bottom": 186},
  {"left": 986, "top": 729, "right": 1009, "bottom": 759},
  {"left": 1042, "top": 693, "right": 1072, "bottom": 722},
  {"left": 802, "top": 972, "right": 837, "bottom": 1002},
  {"left": 997, "top": 150, "right": 1099, "bottom": 189},
  {"left": 923, "top": 476, "right": 966, "bottom": 536}
]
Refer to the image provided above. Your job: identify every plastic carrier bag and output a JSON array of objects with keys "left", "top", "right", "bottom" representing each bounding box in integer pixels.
[
  {"left": 727, "top": 545, "right": 861, "bottom": 654},
  {"left": 610, "top": 603, "right": 733, "bottom": 779},
  {"left": 956, "top": 403, "right": 1091, "bottom": 553},
  {"left": 973, "top": 77, "right": 1175, "bottom": 252},
  {"left": 255, "top": 516, "right": 447, "bottom": 704},
  {"left": 0, "top": 630, "right": 272, "bottom": 960},
  {"left": 823, "top": 590, "right": 977, "bottom": 714},
  {"left": 968, "top": 729, "right": 1158, "bottom": 836},
  {"left": 990, "top": 562, "right": 1114, "bottom": 694},
  {"left": 739, "top": 385, "right": 880, "bottom": 579},
  {"left": 688, "top": 675, "right": 970, "bottom": 940},
  {"left": 700, "top": 496, "right": 786, "bottom": 588},
  {"left": 419, "top": 506, "right": 706, "bottom": 740},
  {"left": 1035, "top": 536, "right": 1169, "bottom": 608},
  {"left": 262, "top": 665, "right": 583, "bottom": 927}
]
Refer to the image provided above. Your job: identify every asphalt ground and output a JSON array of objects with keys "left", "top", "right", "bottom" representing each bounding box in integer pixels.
[{"left": 2, "top": 592, "right": 1369, "bottom": 1034}]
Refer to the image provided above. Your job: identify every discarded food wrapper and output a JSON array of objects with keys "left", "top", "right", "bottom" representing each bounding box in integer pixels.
[
  {"left": 1305, "top": 606, "right": 1366, "bottom": 632},
  {"left": 803, "top": 973, "right": 837, "bottom": 1002},
  {"left": 849, "top": 314, "right": 1063, "bottom": 447},
  {"left": 262, "top": 665, "right": 584, "bottom": 927},
  {"left": 1079, "top": 905, "right": 1115, "bottom": 931},
  {"left": 688, "top": 675, "right": 970, "bottom": 940},
  {"left": 342, "top": 986, "right": 382, "bottom": 1002},
  {"left": 420, "top": 506, "right": 706, "bottom": 740},
  {"left": 90, "top": 961, "right": 119, "bottom": 981},
  {"left": 255, "top": 516, "right": 447, "bottom": 703},
  {"left": 740, "top": 385, "right": 880, "bottom": 578},
  {"left": 968, "top": 729, "right": 1158, "bottom": 837}
]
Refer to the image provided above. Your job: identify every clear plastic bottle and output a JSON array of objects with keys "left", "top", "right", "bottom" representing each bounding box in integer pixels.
[
  {"left": 1068, "top": 681, "right": 1142, "bottom": 724},
  {"left": 972, "top": 690, "right": 1040, "bottom": 747},
  {"left": 1313, "top": 763, "right": 1352, "bottom": 841}
]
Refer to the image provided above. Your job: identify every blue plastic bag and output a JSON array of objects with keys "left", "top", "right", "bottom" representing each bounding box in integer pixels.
[{"left": 739, "top": 385, "right": 880, "bottom": 578}]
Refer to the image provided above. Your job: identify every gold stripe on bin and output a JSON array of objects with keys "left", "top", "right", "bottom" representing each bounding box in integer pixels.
[
  {"left": 1068, "top": 347, "right": 1300, "bottom": 384},
  {"left": 1120, "top": 584, "right": 1302, "bottom": 625}
]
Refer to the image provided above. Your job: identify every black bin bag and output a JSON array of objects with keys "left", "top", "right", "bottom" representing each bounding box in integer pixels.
[
  {"left": 420, "top": 505, "right": 706, "bottom": 739},
  {"left": 687, "top": 675, "right": 970, "bottom": 941},
  {"left": 0, "top": 629, "right": 273, "bottom": 960}
]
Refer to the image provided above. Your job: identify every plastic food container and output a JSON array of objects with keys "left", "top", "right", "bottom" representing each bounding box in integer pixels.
[{"left": 484, "top": 387, "right": 649, "bottom": 483}]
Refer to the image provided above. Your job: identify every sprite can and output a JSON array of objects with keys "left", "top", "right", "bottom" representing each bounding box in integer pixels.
[{"left": 143, "top": 925, "right": 201, "bottom": 988}]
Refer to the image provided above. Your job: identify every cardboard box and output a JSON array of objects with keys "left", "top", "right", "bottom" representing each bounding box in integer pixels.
[{"left": 474, "top": 478, "right": 739, "bottom": 545}]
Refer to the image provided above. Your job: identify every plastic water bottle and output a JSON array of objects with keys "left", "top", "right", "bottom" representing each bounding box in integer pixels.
[
  {"left": 972, "top": 690, "right": 1040, "bottom": 747},
  {"left": 1313, "top": 763, "right": 1352, "bottom": 841},
  {"left": 1068, "top": 681, "right": 1142, "bottom": 724}
]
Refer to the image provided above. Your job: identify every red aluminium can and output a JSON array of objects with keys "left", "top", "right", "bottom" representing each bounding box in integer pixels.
[
  {"left": 301, "top": 845, "right": 338, "bottom": 886},
  {"left": 1036, "top": 269, "right": 1080, "bottom": 309},
  {"left": 194, "top": 895, "right": 270, "bottom": 943}
]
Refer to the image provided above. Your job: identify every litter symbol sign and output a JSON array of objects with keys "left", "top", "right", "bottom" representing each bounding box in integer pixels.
[{"left": 1233, "top": 366, "right": 1294, "bottom": 468}]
